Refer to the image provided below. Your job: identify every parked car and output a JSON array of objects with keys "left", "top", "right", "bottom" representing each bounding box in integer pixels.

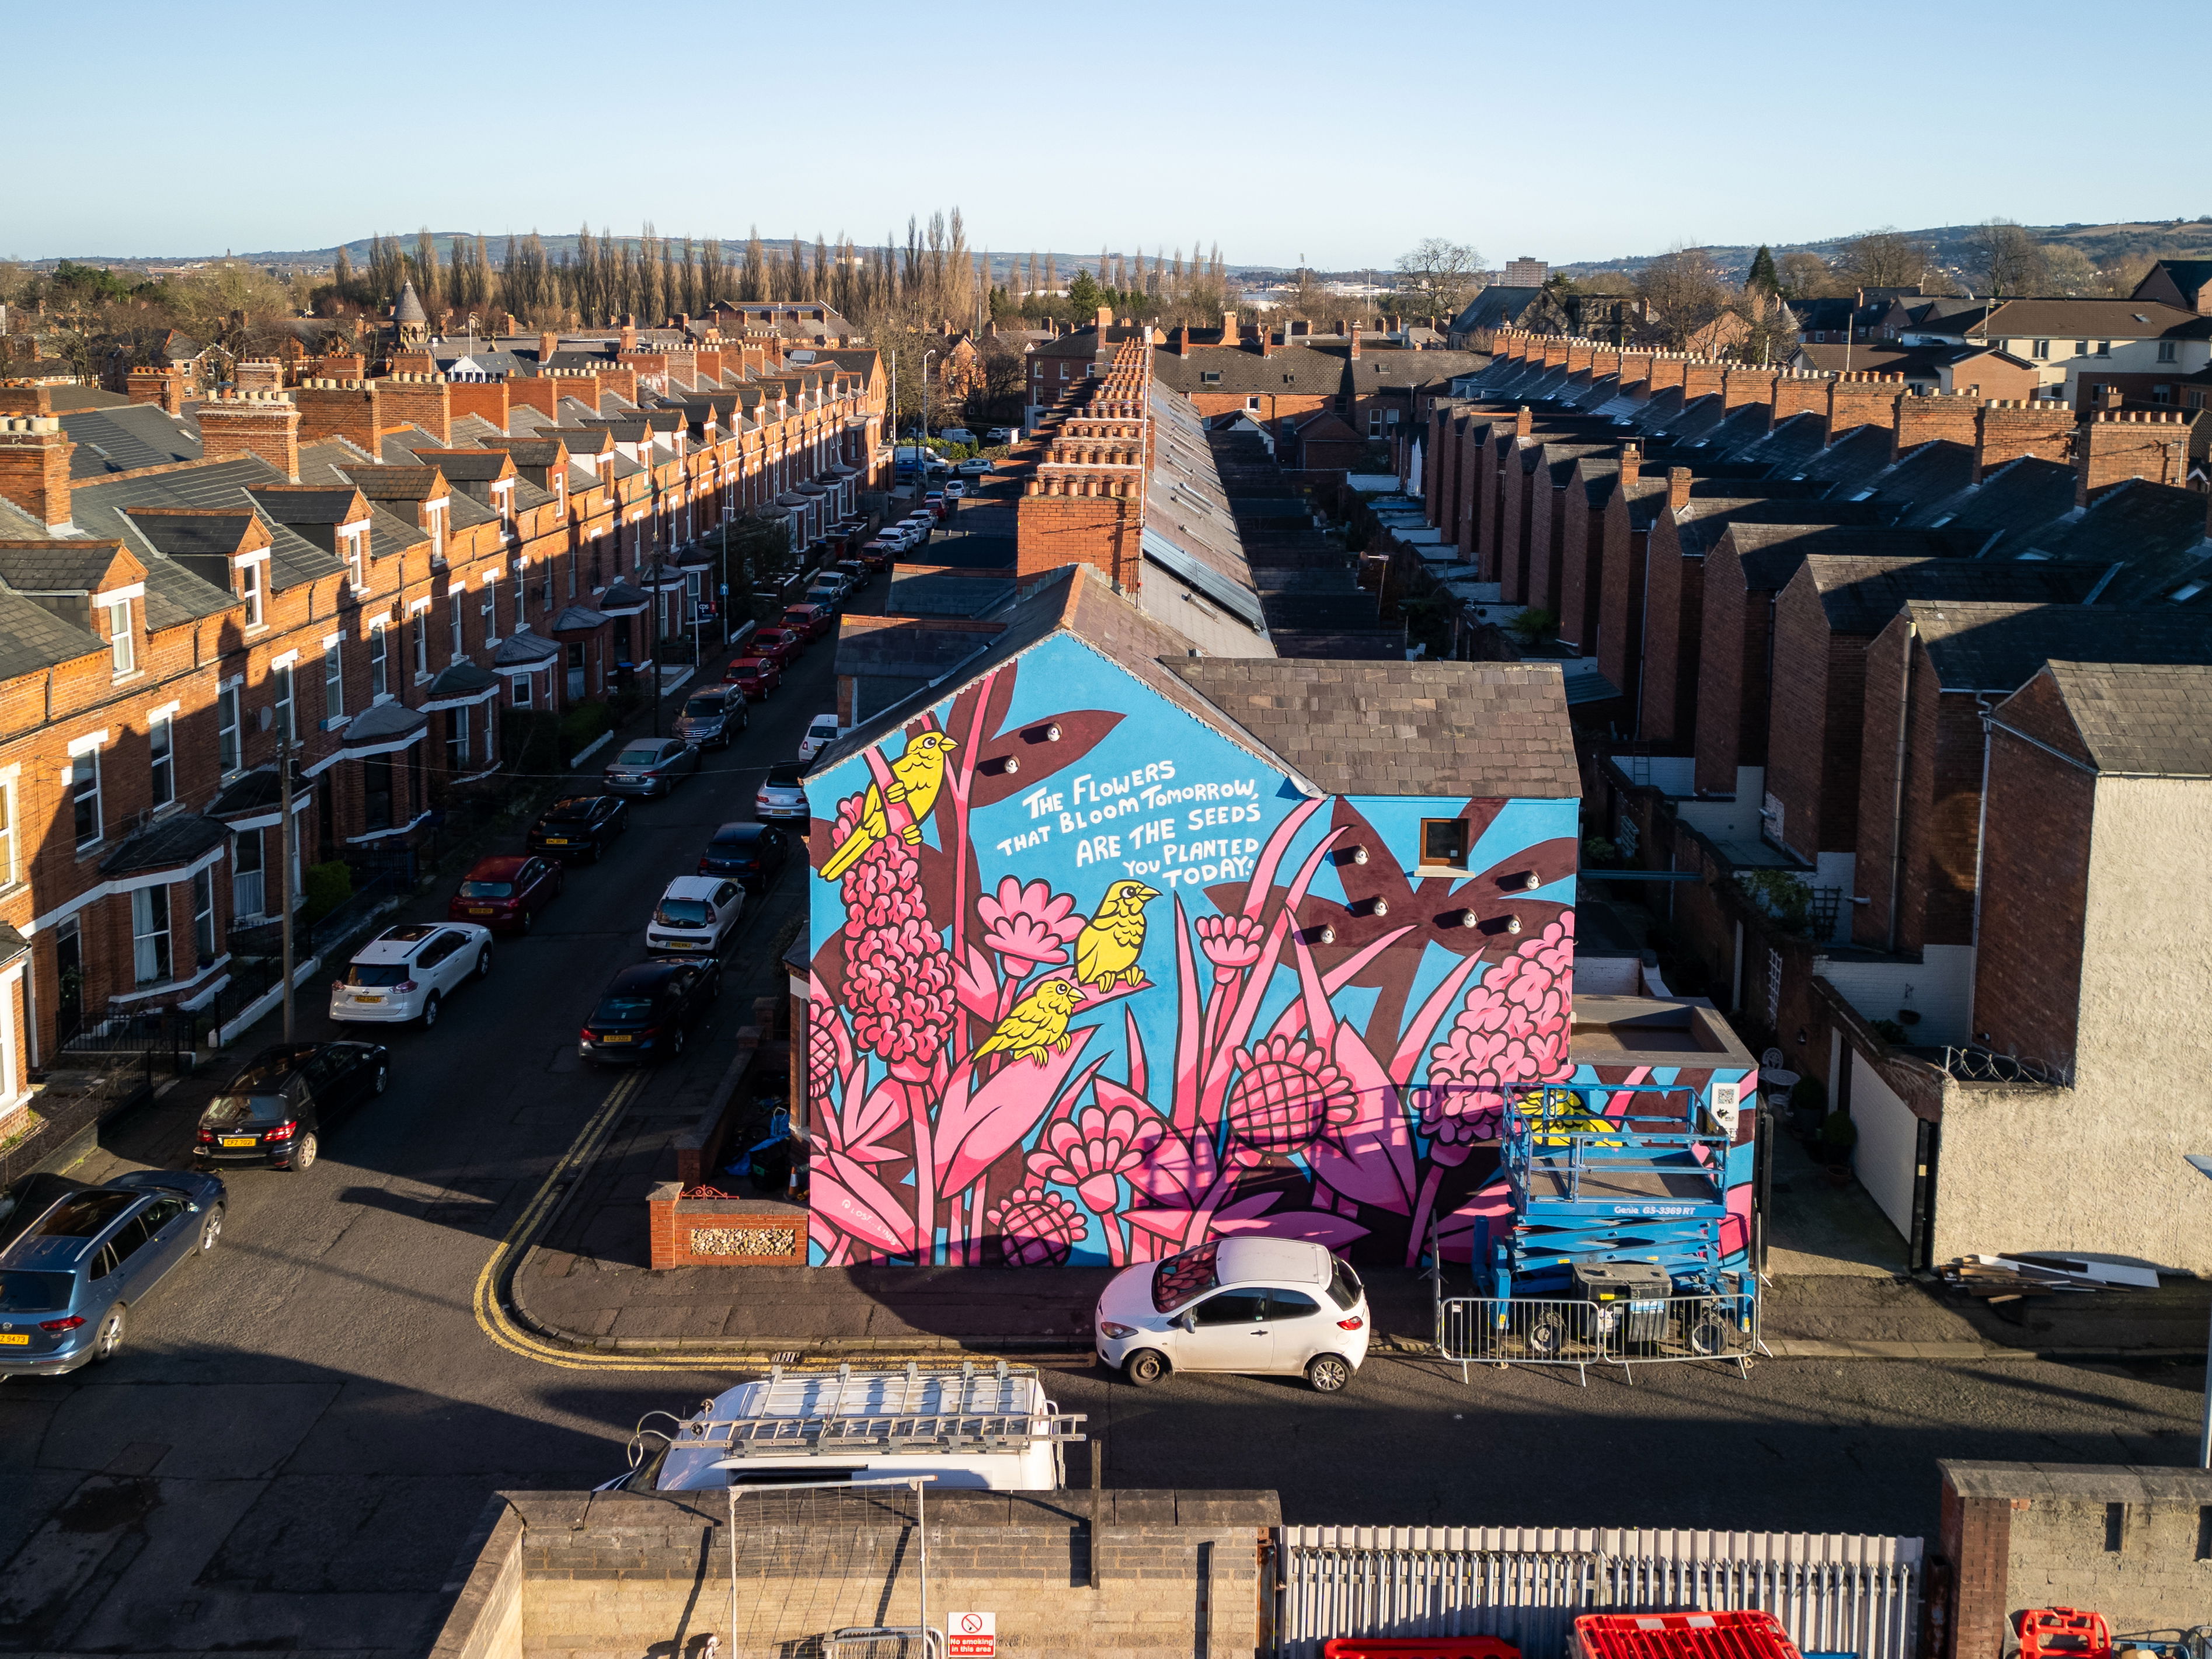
[
  {"left": 1093, "top": 1238, "right": 1370, "bottom": 1392},
  {"left": 448, "top": 853, "right": 563, "bottom": 935},
  {"left": 751, "top": 628, "right": 804, "bottom": 667},
  {"left": 755, "top": 760, "right": 809, "bottom": 820},
  {"left": 781, "top": 603, "right": 833, "bottom": 643},
  {"left": 727, "top": 656, "right": 782, "bottom": 699},
  {"left": 191, "top": 1041, "right": 389, "bottom": 1172},
  {"left": 674, "top": 682, "right": 749, "bottom": 751},
  {"left": 987, "top": 426, "right": 1018, "bottom": 443},
  {"left": 579, "top": 959, "right": 721, "bottom": 1065},
  {"left": 857, "top": 541, "right": 897, "bottom": 571},
  {"left": 603, "top": 736, "right": 701, "bottom": 797},
  {"left": 0, "top": 1169, "right": 227, "bottom": 1374},
  {"left": 835, "top": 559, "right": 869, "bottom": 589},
  {"left": 797, "top": 713, "right": 844, "bottom": 762},
  {"left": 956, "top": 458, "right": 991, "bottom": 479},
  {"left": 803, "top": 582, "right": 846, "bottom": 615},
  {"left": 943, "top": 480, "right": 966, "bottom": 501},
  {"left": 938, "top": 426, "right": 976, "bottom": 445},
  {"left": 645, "top": 874, "right": 746, "bottom": 957},
  {"left": 697, "top": 821, "right": 793, "bottom": 892},
  {"left": 329, "top": 922, "right": 493, "bottom": 1028},
  {"left": 528, "top": 792, "right": 629, "bottom": 862},
  {"left": 924, "top": 491, "right": 947, "bottom": 518}
]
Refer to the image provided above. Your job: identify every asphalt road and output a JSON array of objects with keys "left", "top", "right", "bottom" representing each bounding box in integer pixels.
[{"left": 0, "top": 546, "right": 2206, "bottom": 1656}]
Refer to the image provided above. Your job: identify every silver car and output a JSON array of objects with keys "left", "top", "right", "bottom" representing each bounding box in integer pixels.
[
  {"left": 673, "top": 684, "right": 748, "bottom": 752},
  {"left": 604, "top": 736, "right": 702, "bottom": 797},
  {"left": 755, "top": 761, "right": 808, "bottom": 821}
]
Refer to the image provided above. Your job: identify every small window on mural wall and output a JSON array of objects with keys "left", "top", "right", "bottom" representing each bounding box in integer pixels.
[{"left": 1420, "top": 818, "right": 1469, "bottom": 869}]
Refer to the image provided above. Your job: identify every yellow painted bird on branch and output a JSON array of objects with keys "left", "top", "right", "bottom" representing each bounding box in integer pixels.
[
  {"left": 972, "top": 977, "right": 1085, "bottom": 1065},
  {"left": 818, "top": 731, "right": 960, "bottom": 882},
  {"left": 1074, "top": 879, "right": 1160, "bottom": 992}
]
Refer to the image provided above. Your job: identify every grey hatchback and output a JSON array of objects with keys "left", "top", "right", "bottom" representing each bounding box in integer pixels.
[
  {"left": 603, "top": 736, "right": 702, "bottom": 796},
  {"left": 0, "top": 1167, "right": 226, "bottom": 1375}
]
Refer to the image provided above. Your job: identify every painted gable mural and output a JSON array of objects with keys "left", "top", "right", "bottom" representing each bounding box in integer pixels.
[{"left": 802, "top": 633, "right": 1585, "bottom": 1268}]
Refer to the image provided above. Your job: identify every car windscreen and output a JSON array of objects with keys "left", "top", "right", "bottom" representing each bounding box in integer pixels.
[
  {"left": 542, "top": 799, "right": 601, "bottom": 822},
  {"left": 615, "top": 748, "right": 664, "bottom": 766},
  {"left": 459, "top": 880, "right": 514, "bottom": 898},
  {"left": 590, "top": 996, "right": 655, "bottom": 1025},
  {"left": 203, "top": 1093, "right": 293, "bottom": 1127},
  {"left": 654, "top": 900, "right": 712, "bottom": 927},
  {"left": 0, "top": 1270, "right": 75, "bottom": 1312},
  {"left": 683, "top": 698, "right": 727, "bottom": 718},
  {"left": 1151, "top": 1242, "right": 1221, "bottom": 1313},
  {"left": 344, "top": 962, "right": 412, "bottom": 987},
  {"left": 733, "top": 660, "right": 768, "bottom": 675},
  {"left": 1326, "top": 1257, "right": 1363, "bottom": 1312}
]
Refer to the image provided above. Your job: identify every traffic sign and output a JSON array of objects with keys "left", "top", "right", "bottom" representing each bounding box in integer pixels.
[{"left": 946, "top": 1611, "right": 995, "bottom": 1658}]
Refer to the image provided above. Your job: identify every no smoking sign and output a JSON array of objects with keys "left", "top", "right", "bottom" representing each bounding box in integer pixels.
[{"left": 945, "top": 1611, "right": 995, "bottom": 1658}]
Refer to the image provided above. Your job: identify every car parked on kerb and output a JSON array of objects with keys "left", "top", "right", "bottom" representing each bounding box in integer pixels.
[
  {"left": 750, "top": 628, "right": 804, "bottom": 668},
  {"left": 645, "top": 875, "right": 746, "bottom": 957},
  {"left": 674, "top": 682, "right": 748, "bottom": 751},
  {"left": 698, "top": 821, "right": 792, "bottom": 893},
  {"left": 1094, "top": 1238, "right": 1369, "bottom": 1392},
  {"left": 448, "top": 853, "right": 563, "bottom": 934},
  {"left": 579, "top": 959, "right": 720, "bottom": 1065},
  {"left": 727, "top": 656, "right": 782, "bottom": 700},
  {"left": 192, "top": 1041, "right": 389, "bottom": 1172},
  {"left": 603, "top": 736, "right": 701, "bottom": 797},
  {"left": 754, "top": 761, "right": 808, "bottom": 821},
  {"left": 0, "top": 1169, "right": 226, "bottom": 1374},
  {"left": 329, "top": 922, "right": 493, "bottom": 1028},
  {"left": 528, "top": 792, "right": 628, "bottom": 862}
]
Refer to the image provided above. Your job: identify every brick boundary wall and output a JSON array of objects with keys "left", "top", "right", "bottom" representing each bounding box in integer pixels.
[{"left": 647, "top": 1186, "right": 809, "bottom": 1267}]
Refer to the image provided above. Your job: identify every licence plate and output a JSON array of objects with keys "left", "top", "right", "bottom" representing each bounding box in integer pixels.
[
  {"left": 543, "top": 838, "right": 569, "bottom": 846},
  {"left": 222, "top": 1135, "right": 257, "bottom": 1148},
  {"left": 354, "top": 994, "right": 384, "bottom": 1004},
  {"left": 468, "top": 907, "right": 494, "bottom": 915},
  {"left": 0, "top": 1333, "right": 27, "bottom": 1346},
  {"left": 600, "top": 1033, "right": 634, "bottom": 1044}
]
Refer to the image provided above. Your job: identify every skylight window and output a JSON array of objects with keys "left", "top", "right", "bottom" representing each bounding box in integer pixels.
[{"left": 2171, "top": 581, "right": 2205, "bottom": 602}]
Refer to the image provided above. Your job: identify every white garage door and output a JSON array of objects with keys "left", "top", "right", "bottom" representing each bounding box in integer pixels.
[{"left": 1851, "top": 1050, "right": 1919, "bottom": 1240}]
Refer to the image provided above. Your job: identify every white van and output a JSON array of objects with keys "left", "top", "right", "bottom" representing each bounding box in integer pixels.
[{"left": 618, "top": 1362, "right": 1084, "bottom": 1492}]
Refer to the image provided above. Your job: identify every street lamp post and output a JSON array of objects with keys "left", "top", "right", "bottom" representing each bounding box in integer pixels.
[
  {"left": 2186, "top": 1155, "right": 2212, "bottom": 1467},
  {"left": 922, "top": 347, "right": 938, "bottom": 454}
]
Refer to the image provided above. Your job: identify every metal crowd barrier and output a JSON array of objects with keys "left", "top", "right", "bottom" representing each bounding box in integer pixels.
[{"left": 1435, "top": 1293, "right": 1762, "bottom": 1385}]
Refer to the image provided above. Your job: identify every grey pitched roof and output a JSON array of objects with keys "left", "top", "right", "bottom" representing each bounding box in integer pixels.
[
  {"left": 97, "top": 811, "right": 228, "bottom": 878},
  {"left": 1166, "top": 659, "right": 1579, "bottom": 799},
  {"left": 2031, "top": 660, "right": 2212, "bottom": 776},
  {"left": 394, "top": 280, "right": 427, "bottom": 324},
  {"left": 65, "top": 456, "right": 340, "bottom": 609},
  {"left": 1447, "top": 286, "right": 1543, "bottom": 334},
  {"left": 1905, "top": 601, "right": 2212, "bottom": 692},
  {"left": 0, "top": 587, "right": 103, "bottom": 675},
  {"left": 1798, "top": 553, "right": 2107, "bottom": 636},
  {"left": 1899, "top": 455, "right": 2080, "bottom": 553},
  {"left": 492, "top": 631, "right": 560, "bottom": 667},
  {"left": 2023, "top": 480, "right": 2212, "bottom": 605},
  {"left": 1148, "top": 342, "right": 1343, "bottom": 398},
  {"left": 58, "top": 404, "right": 201, "bottom": 476}
]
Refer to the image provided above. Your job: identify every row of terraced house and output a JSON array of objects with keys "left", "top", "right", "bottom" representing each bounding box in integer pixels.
[
  {"left": 0, "top": 300, "right": 886, "bottom": 1125},
  {"left": 1405, "top": 259, "right": 2212, "bottom": 1271}
]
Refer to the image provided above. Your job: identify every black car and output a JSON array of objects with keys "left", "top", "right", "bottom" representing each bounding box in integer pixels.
[
  {"left": 697, "top": 821, "right": 792, "bottom": 893},
  {"left": 191, "top": 1041, "right": 389, "bottom": 1172},
  {"left": 529, "top": 792, "right": 630, "bottom": 861},
  {"left": 579, "top": 960, "right": 720, "bottom": 1065}
]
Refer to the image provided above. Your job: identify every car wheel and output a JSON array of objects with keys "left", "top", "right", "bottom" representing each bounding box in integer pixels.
[
  {"left": 1123, "top": 1348, "right": 1169, "bottom": 1388},
  {"left": 475, "top": 946, "right": 492, "bottom": 980},
  {"left": 421, "top": 991, "right": 443, "bottom": 1029},
  {"left": 1690, "top": 1313, "right": 1732, "bottom": 1357},
  {"left": 372, "top": 1064, "right": 388, "bottom": 1096},
  {"left": 197, "top": 1204, "right": 224, "bottom": 1253},
  {"left": 91, "top": 1304, "right": 127, "bottom": 1363},
  {"left": 287, "top": 1132, "right": 319, "bottom": 1172},
  {"left": 1305, "top": 1354, "right": 1353, "bottom": 1394},
  {"left": 1527, "top": 1311, "right": 1567, "bottom": 1359}
]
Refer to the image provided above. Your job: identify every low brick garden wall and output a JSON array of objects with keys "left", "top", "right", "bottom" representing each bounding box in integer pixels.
[{"left": 646, "top": 1184, "right": 809, "bottom": 1268}]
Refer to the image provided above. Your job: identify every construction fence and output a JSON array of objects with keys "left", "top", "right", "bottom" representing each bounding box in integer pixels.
[{"left": 1434, "top": 1292, "right": 1763, "bottom": 1385}]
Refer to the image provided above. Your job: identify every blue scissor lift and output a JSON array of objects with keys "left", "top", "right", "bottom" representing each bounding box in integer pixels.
[{"left": 1489, "top": 1083, "right": 1755, "bottom": 1351}]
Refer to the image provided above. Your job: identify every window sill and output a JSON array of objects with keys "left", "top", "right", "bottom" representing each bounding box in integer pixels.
[
  {"left": 1413, "top": 865, "right": 1471, "bottom": 880},
  {"left": 110, "top": 669, "right": 145, "bottom": 687}
]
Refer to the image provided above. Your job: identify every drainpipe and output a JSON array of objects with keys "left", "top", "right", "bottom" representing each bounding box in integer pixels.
[
  {"left": 1969, "top": 695, "right": 1996, "bottom": 953},
  {"left": 1886, "top": 619, "right": 1915, "bottom": 952}
]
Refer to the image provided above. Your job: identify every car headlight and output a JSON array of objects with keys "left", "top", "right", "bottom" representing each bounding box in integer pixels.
[{"left": 1098, "top": 1321, "right": 1137, "bottom": 1340}]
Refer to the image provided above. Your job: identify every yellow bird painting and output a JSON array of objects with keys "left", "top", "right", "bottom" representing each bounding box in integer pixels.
[
  {"left": 817, "top": 731, "right": 960, "bottom": 882},
  {"left": 1073, "top": 879, "right": 1160, "bottom": 992},
  {"left": 971, "top": 977, "right": 1084, "bottom": 1065}
]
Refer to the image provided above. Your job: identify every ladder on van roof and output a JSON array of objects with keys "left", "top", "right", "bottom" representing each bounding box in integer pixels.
[{"left": 690, "top": 1360, "right": 1088, "bottom": 1462}]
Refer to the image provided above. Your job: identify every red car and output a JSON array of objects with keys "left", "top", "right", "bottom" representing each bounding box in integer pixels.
[
  {"left": 857, "top": 541, "right": 896, "bottom": 572},
  {"left": 729, "top": 655, "right": 782, "bottom": 699},
  {"left": 752, "top": 627, "right": 804, "bottom": 667},
  {"left": 448, "top": 854, "right": 564, "bottom": 935},
  {"left": 781, "top": 603, "right": 832, "bottom": 643}
]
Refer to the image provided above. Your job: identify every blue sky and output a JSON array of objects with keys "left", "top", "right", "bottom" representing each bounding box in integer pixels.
[{"left": 8, "top": 0, "right": 2204, "bottom": 270}]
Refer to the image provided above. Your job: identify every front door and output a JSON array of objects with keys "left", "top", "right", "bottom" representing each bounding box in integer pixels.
[
  {"left": 54, "top": 917, "right": 82, "bottom": 1042},
  {"left": 566, "top": 642, "right": 586, "bottom": 703}
]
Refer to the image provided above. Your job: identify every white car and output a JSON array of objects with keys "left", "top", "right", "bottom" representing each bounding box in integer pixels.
[
  {"left": 943, "top": 481, "right": 966, "bottom": 500},
  {"left": 797, "top": 713, "right": 843, "bottom": 761},
  {"left": 645, "top": 876, "right": 744, "bottom": 957},
  {"left": 329, "top": 922, "right": 493, "bottom": 1028},
  {"left": 987, "top": 427, "right": 1018, "bottom": 443},
  {"left": 956, "top": 458, "right": 990, "bottom": 478},
  {"left": 1093, "top": 1238, "right": 1370, "bottom": 1393}
]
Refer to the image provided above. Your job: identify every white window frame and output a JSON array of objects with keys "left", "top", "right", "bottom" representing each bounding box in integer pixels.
[
  {"left": 238, "top": 555, "right": 267, "bottom": 629},
  {"left": 131, "top": 883, "right": 171, "bottom": 987},
  {"left": 0, "top": 773, "right": 15, "bottom": 887},
  {"left": 448, "top": 580, "right": 465, "bottom": 659},
  {"left": 191, "top": 866, "right": 216, "bottom": 962},
  {"left": 410, "top": 598, "right": 431, "bottom": 681},
  {"left": 338, "top": 524, "right": 368, "bottom": 591},
  {"left": 426, "top": 497, "right": 449, "bottom": 560},
  {"left": 272, "top": 661, "right": 296, "bottom": 745},
  {"left": 105, "top": 595, "right": 134, "bottom": 675},
  {"left": 512, "top": 671, "right": 533, "bottom": 709},
  {"left": 368, "top": 620, "right": 390, "bottom": 701},
  {"left": 323, "top": 635, "right": 344, "bottom": 723},
  {"left": 217, "top": 682, "right": 242, "bottom": 775},
  {"left": 232, "top": 827, "right": 264, "bottom": 921},
  {"left": 480, "top": 574, "right": 499, "bottom": 645},
  {"left": 447, "top": 703, "right": 471, "bottom": 768},
  {"left": 148, "top": 704, "right": 176, "bottom": 808},
  {"left": 67, "top": 733, "right": 104, "bottom": 851}
]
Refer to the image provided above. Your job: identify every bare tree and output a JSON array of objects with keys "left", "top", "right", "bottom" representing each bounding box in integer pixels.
[
  {"left": 1394, "top": 238, "right": 1486, "bottom": 319},
  {"left": 1776, "top": 250, "right": 1847, "bottom": 299},
  {"left": 1634, "top": 246, "right": 1732, "bottom": 350},
  {"left": 1835, "top": 228, "right": 1930, "bottom": 290},
  {"left": 1968, "top": 218, "right": 2046, "bottom": 298},
  {"left": 2037, "top": 243, "right": 2122, "bottom": 297}
]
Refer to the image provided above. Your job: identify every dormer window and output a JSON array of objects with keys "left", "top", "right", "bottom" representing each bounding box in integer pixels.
[
  {"left": 426, "top": 499, "right": 448, "bottom": 560},
  {"left": 238, "top": 556, "right": 266, "bottom": 628},
  {"left": 103, "top": 595, "right": 134, "bottom": 675},
  {"left": 492, "top": 480, "right": 515, "bottom": 524},
  {"left": 337, "top": 523, "right": 368, "bottom": 591}
]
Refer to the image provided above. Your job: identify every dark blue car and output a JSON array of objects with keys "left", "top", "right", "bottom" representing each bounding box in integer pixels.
[{"left": 0, "top": 1167, "right": 225, "bottom": 1375}]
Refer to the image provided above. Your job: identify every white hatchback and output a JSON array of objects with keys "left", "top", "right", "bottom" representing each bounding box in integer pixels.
[
  {"left": 797, "top": 713, "right": 843, "bottom": 761},
  {"left": 1094, "top": 1238, "right": 1371, "bottom": 1392},
  {"left": 329, "top": 922, "right": 493, "bottom": 1028},
  {"left": 645, "top": 875, "right": 744, "bottom": 957}
]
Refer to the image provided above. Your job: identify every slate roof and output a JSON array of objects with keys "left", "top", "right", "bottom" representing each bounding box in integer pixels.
[
  {"left": 96, "top": 811, "right": 228, "bottom": 878},
  {"left": 67, "top": 455, "right": 343, "bottom": 607},
  {"left": 1166, "top": 659, "right": 1577, "bottom": 799},
  {"left": 1447, "top": 286, "right": 1544, "bottom": 335},
  {"left": 2021, "top": 480, "right": 2212, "bottom": 604},
  {"left": 394, "top": 281, "right": 427, "bottom": 324},
  {"left": 2026, "top": 660, "right": 2212, "bottom": 776},
  {"left": 1720, "top": 521, "right": 1969, "bottom": 597},
  {"left": 1796, "top": 553, "right": 2107, "bottom": 636},
  {"left": 1673, "top": 494, "right": 1880, "bottom": 556},
  {"left": 0, "top": 587, "right": 103, "bottom": 675},
  {"left": 1904, "top": 601, "right": 2212, "bottom": 691},
  {"left": 1149, "top": 343, "right": 1342, "bottom": 399},
  {"left": 1971, "top": 298, "right": 2211, "bottom": 341},
  {"left": 58, "top": 404, "right": 201, "bottom": 476},
  {"left": 1899, "top": 455, "right": 2081, "bottom": 553}
]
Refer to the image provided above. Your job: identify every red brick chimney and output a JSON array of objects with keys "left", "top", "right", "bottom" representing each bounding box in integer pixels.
[
  {"left": 1096, "top": 305, "right": 1114, "bottom": 334},
  {"left": 1667, "top": 466, "right": 1693, "bottom": 514},
  {"left": 1221, "top": 309, "right": 1238, "bottom": 347},
  {"left": 196, "top": 391, "right": 301, "bottom": 482},
  {"left": 1890, "top": 390, "right": 1980, "bottom": 461},
  {"left": 1175, "top": 325, "right": 1192, "bottom": 358},
  {"left": 0, "top": 417, "right": 72, "bottom": 528},
  {"left": 2076, "top": 409, "right": 2189, "bottom": 504},
  {"left": 619, "top": 319, "right": 639, "bottom": 353},
  {"left": 127, "top": 364, "right": 186, "bottom": 414},
  {"left": 377, "top": 373, "right": 452, "bottom": 445},
  {"left": 1511, "top": 405, "right": 1532, "bottom": 439},
  {"left": 235, "top": 359, "right": 284, "bottom": 395},
  {"left": 295, "top": 378, "right": 381, "bottom": 452},
  {"left": 1258, "top": 326, "right": 1273, "bottom": 360},
  {"left": 1618, "top": 439, "right": 1643, "bottom": 473},
  {"left": 1973, "top": 398, "right": 2076, "bottom": 482},
  {"left": 1350, "top": 323, "right": 1363, "bottom": 361},
  {"left": 538, "top": 330, "right": 559, "bottom": 364},
  {"left": 1826, "top": 372, "right": 1904, "bottom": 441},
  {"left": 0, "top": 383, "right": 54, "bottom": 420}
]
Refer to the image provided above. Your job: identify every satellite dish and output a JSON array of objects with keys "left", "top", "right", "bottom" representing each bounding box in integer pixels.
[{"left": 257, "top": 706, "right": 274, "bottom": 732}]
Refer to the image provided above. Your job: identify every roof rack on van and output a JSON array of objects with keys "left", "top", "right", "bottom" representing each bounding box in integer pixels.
[{"left": 692, "top": 1360, "right": 1088, "bottom": 1462}]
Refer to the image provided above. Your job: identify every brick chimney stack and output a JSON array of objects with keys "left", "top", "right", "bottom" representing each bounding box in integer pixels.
[
  {"left": 1175, "top": 325, "right": 1191, "bottom": 358},
  {"left": 1667, "top": 465, "right": 1693, "bottom": 514},
  {"left": 1222, "top": 309, "right": 1238, "bottom": 347},
  {"left": 1259, "top": 325, "right": 1272, "bottom": 360},
  {"left": 1511, "top": 405, "right": 1532, "bottom": 439},
  {"left": 377, "top": 372, "right": 452, "bottom": 445},
  {"left": 1096, "top": 305, "right": 1113, "bottom": 334},
  {"left": 538, "top": 330, "right": 559, "bottom": 364},
  {"left": 1350, "top": 323, "right": 1363, "bottom": 361},
  {"left": 0, "top": 383, "right": 54, "bottom": 420},
  {"left": 196, "top": 390, "right": 301, "bottom": 483},
  {"left": 2076, "top": 409, "right": 2189, "bottom": 505},
  {"left": 295, "top": 378, "right": 381, "bottom": 452},
  {"left": 1973, "top": 398, "right": 2076, "bottom": 482},
  {"left": 1618, "top": 439, "right": 1643, "bottom": 473},
  {"left": 235, "top": 359, "right": 284, "bottom": 395},
  {"left": 0, "top": 416, "right": 73, "bottom": 528},
  {"left": 619, "top": 319, "right": 638, "bottom": 353}
]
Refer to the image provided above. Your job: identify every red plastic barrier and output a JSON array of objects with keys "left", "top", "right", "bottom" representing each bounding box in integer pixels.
[
  {"left": 1575, "top": 1610, "right": 1802, "bottom": 1659},
  {"left": 1323, "top": 1641, "right": 1520, "bottom": 1659},
  {"left": 2017, "top": 1609, "right": 2112, "bottom": 1659}
]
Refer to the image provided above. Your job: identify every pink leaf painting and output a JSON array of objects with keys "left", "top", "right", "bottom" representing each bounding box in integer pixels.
[
  {"left": 1304, "top": 1022, "right": 1419, "bottom": 1216},
  {"left": 1211, "top": 1190, "right": 1372, "bottom": 1249},
  {"left": 936, "top": 1044, "right": 1103, "bottom": 1197}
]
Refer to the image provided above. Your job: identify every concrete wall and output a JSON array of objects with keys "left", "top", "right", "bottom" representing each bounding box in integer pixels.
[
  {"left": 1940, "top": 1462, "right": 2212, "bottom": 1659},
  {"left": 427, "top": 1489, "right": 1278, "bottom": 1659}
]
